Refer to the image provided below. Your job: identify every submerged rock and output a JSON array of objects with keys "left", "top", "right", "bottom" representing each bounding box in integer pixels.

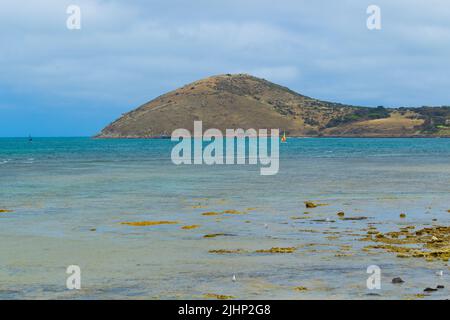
[
  {"left": 203, "top": 233, "right": 234, "bottom": 238},
  {"left": 304, "top": 201, "right": 327, "bottom": 208},
  {"left": 291, "top": 216, "right": 308, "bottom": 220},
  {"left": 364, "top": 225, "right": 450, "bottom": 262},
  {"left": 311, "top": 219, "right": 335, "bottom": 223},
  {"left": 192, "top": 205, "right": 208, "bottom": 209},
  {"left": 335, "top": 253, "right": 353, "bottom": 257},
  {"left": 202, "top": 210, "right": 246, "bottom": 216},
  {"left": 392, "top": 277, "right": 404, "bottom": 284},
  {"left": 423, "top": 287, "right": 438, "bottom": 292},
  {"left": 121, "top": 220, "right": 178, "bottom": 226},
  {"left": 223, "top": 209, "right": 246, "bottom": 214},
  {"left": 203, "top": 293, "right": 235, "bottom": 300},
  {"left": 181, "top": 225, "right": 201, "bottom": 230},
  {"left": 305, "top": 201, "right": 318, "bottom": 208},
  {"left": 255, "top": 247, "right": 296, "bottom": 253},
  {"left": 209, "top": 249, "right": 246, "bottom": 254},
  {"left": 294, "top": 286, "right": 308, "bottom": 291},
  {"left": 202, "top": 211, "right": 222, "bottom": 216},
  {"left": 341, "top": 216, "right": 368, "bottom": 221}
]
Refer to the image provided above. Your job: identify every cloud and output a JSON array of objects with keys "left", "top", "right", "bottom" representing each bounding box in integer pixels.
[{"left": 1, "top": 0, "right": 450, "bottom": 135}]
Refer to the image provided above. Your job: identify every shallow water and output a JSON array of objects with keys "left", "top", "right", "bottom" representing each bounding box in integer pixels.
[{"left": 0, "top": 137, "right": 449, "bottom": 299}]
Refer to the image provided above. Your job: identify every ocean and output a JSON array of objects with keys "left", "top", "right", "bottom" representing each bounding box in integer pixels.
[{"left": 1, "top": 137, "right": 449, "bottom": 299}]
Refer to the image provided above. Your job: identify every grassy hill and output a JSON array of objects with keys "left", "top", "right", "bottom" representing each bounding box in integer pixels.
[{"left": 97, "top": 74, "right": 450, "bottom": 138}]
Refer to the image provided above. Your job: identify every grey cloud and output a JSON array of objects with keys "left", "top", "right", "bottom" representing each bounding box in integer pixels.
[{"left": 1, "top": 0, "right": 450, "bottom": 135}]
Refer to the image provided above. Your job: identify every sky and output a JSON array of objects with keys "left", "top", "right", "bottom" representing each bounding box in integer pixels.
[{"left": 1, "top": 0, "right": 450, "bottom": 136}]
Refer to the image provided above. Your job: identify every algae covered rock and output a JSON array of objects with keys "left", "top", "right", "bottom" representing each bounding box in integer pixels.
[
  {"left": 208, "top": 249, "right": 246, "bottom": 254},
  {"left": 304, "top": 201, "right": 327, "bottom": 208},
  {"left": 203, "top": 293, "right": 235, "bottom": 300},
  {"left": 203, "top": 233, "right": 234, "bottom": 238},
  {"left": 341, "top": 216, "right": 367, "bottom": 221},
  {"left": 255, "top": 247, "right": 296, "bottom": 254},
  {"left": 294, "top": 286, "right": 308, "bottom": 291},
  {"left": 223, "top": 209, "right": 245, "bottom": 214},
  {"left": 363, "top": 225, "right": 450, "bottom": 262},
  {"left": 202, "top": 211, "right": 222, "bottom": 216}
]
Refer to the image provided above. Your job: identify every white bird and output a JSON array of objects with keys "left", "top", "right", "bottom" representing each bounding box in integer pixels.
[
  {"left": 264, "top": 223, "right": 268, "bottom": 229},
  {"left": 232, "top": 274, "right": 237, "bottom": 282},
  {"left": 436, "top": 270, "right": 444, "bottom": 276}
]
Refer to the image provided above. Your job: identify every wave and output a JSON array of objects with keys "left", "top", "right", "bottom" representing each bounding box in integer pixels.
[{"left": 0, "top": 158, "right": 36, "bottom": 165}]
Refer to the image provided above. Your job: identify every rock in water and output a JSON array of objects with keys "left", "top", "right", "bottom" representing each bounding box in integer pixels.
[
  {"left": 392, "top": 277, "right": 404, "bottom": 284},
  {"left": 96, "top": 74, "right": 438, "bottom": 138}
]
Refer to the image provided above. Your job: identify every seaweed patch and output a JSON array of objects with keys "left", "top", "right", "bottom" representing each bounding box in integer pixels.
[{"left": 181, "top": 225, "right": 201, "bottom": 230}]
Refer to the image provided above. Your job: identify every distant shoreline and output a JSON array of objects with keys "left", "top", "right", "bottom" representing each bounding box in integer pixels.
[
  {"left": 4, "top": 135, "right": 450, "bottom": 139},
  {"left": 94, "top": 134, "right": 450, "bottom": 139}
]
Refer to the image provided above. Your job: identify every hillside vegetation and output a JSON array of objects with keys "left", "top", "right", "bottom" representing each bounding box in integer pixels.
[{"left": 97, "top": 74, "right": 450, "bottom": 138}]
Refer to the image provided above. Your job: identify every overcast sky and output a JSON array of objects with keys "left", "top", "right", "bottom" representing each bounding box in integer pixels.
[{"left": 1, "top": 0, "right": 450, "bottom": 136}]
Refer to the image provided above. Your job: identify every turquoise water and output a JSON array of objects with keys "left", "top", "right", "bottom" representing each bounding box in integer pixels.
[{"left": 1, "top": 138, "right": 449, "bottom": 299}]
